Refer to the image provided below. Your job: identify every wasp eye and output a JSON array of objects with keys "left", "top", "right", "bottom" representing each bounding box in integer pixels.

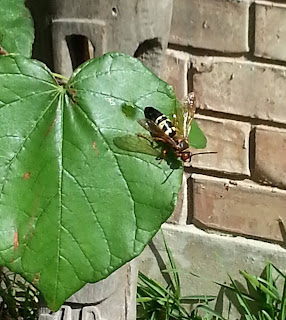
[{"left": 179, "top": 141, "right": 189, "bottom": 150}]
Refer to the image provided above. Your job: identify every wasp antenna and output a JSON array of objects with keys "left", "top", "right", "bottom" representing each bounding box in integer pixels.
[{"left": 191, "top": 151, "right": 217, "bottom": 158}]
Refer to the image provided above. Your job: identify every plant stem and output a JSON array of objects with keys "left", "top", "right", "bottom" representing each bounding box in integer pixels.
[{"left": 52, "top": 73, "right": 69, "bottom": 82}]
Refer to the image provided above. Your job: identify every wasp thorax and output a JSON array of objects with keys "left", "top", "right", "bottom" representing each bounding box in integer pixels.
[{"left": 177, "top": 139, "right": 189, "bottom": 151}]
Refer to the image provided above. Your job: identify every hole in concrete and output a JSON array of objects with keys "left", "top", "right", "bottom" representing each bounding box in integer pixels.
[
  {"left": 112, "top": 7, "right": 118, "bottom": 17},
  {"left": 134, "top": 38, "right": 163, "bottom": 73},
  {"left": 134, "top": 38, "right": 162, "bottom": 59},
  {"left": 66, "top": 34, "right": 95, "bottom": 70}
]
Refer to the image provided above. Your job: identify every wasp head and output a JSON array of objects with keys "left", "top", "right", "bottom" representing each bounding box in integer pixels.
[{"left": 180, "top": 151, "right": 191, "bottom": 162}]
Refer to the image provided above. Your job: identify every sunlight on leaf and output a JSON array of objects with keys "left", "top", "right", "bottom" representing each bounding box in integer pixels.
[
  {"left": 0, "top": 53, "right": 183, "bottom": 310},
  {"left": 0, "top": 0, "right": 34, "bottom": 57}
]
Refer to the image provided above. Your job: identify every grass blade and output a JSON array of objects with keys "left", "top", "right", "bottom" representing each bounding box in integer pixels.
[
  {"left": 196, "top": 305, "right": 227, "bottom": 320},
  {"left": 241, "top": 271, "right": 279, "bottom": 301},
  {"left": 279, "top": 276, "right": 286, "bottom": 320},
  {"left": 228, "top": 273, "right": 256, "bottom": 320},
  {"left": 161, "top": 230, "right": 181, "bottom": 299}
]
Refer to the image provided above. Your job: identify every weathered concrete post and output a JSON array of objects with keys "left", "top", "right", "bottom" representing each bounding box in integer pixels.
[{"left": 25, "top": 0, "right": 173, "bottom": 319}]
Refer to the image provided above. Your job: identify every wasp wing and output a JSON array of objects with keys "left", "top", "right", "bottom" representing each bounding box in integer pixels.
[
  {"left": 174, "top": 92, "right": 196, "bottom": 140},
  {"left": 113, "top": 134, "right": 160, "bottom": 157}
]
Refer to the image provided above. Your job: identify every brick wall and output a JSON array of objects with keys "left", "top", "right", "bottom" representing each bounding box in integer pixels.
[
  {"left": 161, "top": 0, "right": 286, "bottom": 244},
  {"left": 140, "top": 3, "right": 286, "bottom": 314}
]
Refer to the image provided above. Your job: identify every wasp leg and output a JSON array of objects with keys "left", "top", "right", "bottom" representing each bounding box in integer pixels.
[
  {"left": 156, "top": 148, "right": 168, "bottom": 164},
  {"left": 152, "top": 137, "right": 167, "bottom": 143},
  {"left": 137, "top": 133, "right": 154, "bottom": 146}
]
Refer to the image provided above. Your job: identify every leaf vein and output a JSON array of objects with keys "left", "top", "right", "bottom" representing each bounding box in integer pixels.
[
  {"left": 0, "top": 90, "right": 58, "bottom": 111},
  {"left": 0, "top": 93, "right": 60, "bottom": 203},
  {"left": 0, "top": 73, "right": 58, "bottom": 88},
  {"left": 63, "top": 168, "right": 112, "bottom": 267},
  {"left": 75, "top": 104, "right": 138, "bottom": 250},
  {"left": 60, "top": 223, "right": 97, "bottom": 276}
]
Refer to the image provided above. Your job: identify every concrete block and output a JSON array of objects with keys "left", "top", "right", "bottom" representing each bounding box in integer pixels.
[
  {"left": 161, "top": 49, "right": 189, "bottom": 100},
  {"left": 52, "top": 19, "right": 106, "bottom": 77},
  {"left": 170, "top": 0, "right": 249, "bottom": 52},
  {"left": 139, "top": 223, "right": 286, "bottom": 318},
  {"left": 28, "top": 0, "right": 173, "bottom": 76},
  {"left": 38, "top": 261, "right": 138, "bottom": 320}
]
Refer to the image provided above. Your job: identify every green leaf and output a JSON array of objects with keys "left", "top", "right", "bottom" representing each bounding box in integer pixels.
[
  {"left": 228, "top": 273, "right": 256, "bottom": 320},
  {"left": 280, "top": 277, "right": 286, "bottom": 320},
  {"left": 0, "top": 0, "right": 34, "bottom": 57},
  {"left": 180, "top": 295, "right": 216, "bottom": 302},
  {"left": 196, "top": 305, "right": 226, "bottom": 320},
  {"left": 240, "top": 271, "right": 279, "bottom": 300},
  {"left": 113, "top": 134, "right": 160, "bottom": 157},
  {"left": 161, "top": 230, "right": 181, "bottom": 299},
  {"left": 0, "top": 53, "right": 183, "bottom": 311},
  {"left": 189, "top": 119, "right": 207, "bottom": 149}
]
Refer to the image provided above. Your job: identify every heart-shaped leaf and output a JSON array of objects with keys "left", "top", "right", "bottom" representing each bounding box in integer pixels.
[
  {"left": 0, "top": 0, "right": 34, "bottom": 57},
  {"left": 0, "top": 53, "right": 191, "bottom": 311}
]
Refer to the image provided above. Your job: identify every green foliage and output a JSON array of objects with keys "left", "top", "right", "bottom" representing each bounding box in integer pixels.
[
  {"left": 0, "top": 2, "right": 208, "bottom": 311},
  {"left": 189, "top": 120, "right": 207, "bottom": 149},
  {"left": 0, "top": 267, "right": 38, "bottom": 320},
  {"left": 137, "top": 232, "right": 222, "bottom": 320},
  {"left": 217, "top": 261, "right": 286, "bottom": 320},
  {"left": 0, "top": 0, "right": 34, "bottom": 57},
  {"left": 0, "top": 52, "right": 188, "bottom": 311},
  {"left": 137, "top": 235, "right": 286, "bottom": 320}
]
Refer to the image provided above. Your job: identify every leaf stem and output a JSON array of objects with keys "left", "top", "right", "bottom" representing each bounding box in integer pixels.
[{"left": 52, "top": 73, "right": 69, "bottom": 82}]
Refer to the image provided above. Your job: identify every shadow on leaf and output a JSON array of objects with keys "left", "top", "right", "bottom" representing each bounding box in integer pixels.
[{"left": 113, "top": 134, "right": 182, "bottom": 171}]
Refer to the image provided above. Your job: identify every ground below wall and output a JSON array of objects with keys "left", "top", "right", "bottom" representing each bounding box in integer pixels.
[{"left": 139, "top": 223, "right": 286, "bottom": 318}]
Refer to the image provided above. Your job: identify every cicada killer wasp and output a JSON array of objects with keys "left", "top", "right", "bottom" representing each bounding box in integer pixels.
[{"left": 138, "top": 92, "right": 198, "bottom": 162}]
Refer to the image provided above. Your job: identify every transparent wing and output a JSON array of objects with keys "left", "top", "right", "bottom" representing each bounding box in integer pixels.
[
  {"left": 113, "top": 134, "right": 160, "bottom": 157},
  {"left": 137, "top": 118, "right": 178, "bottom": 149},
  {"left": 173, "top": 92, "right": 196, "bottom": 140}
]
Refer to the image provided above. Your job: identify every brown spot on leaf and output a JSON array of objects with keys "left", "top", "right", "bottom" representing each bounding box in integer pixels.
[
  {"left": 13, "top": 231, "right": 19, "bottom": 251},
  {"left": 45, "top": 117, "right": 57, "bottom": 137},
  {"left": 23, "top": 172, "right": 31, "bottom": 180},
  {"left": 70, "top": 88, "right": 77, "bottom": 104},
  {"left": 0, "top": 45, "right": 8, "bottom": 55},
  {"left": 32, "top": 272, "right": 40, "bottom": 285},
  {"left": 92, "top": 141, "right": 99, "bottom": 156}
]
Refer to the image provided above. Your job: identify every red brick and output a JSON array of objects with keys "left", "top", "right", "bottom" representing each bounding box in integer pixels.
[
  {"left": 253, "top": 125, "right": 286, "bottom": 188},
  {"left": 255, "top": 2, "right": 286, "bottom": 62},
  {"left": 191, "top": 115, "right": 250, "bottom": 176},
  {"left": 170, "top": 0, "right": 249, "bottom": 52},
  {"left": 192, "top": 56, "right": 286, "bottom": 124},
  {"left": 161, "top": 49, "right": 189, "bottom": 100},
  {"left": 191, "top": 174, "right": 286, "bottom": 242}
]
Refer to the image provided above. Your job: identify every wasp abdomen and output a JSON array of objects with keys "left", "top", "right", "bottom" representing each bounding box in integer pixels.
[{"left": 144, "top": 107, "right": 176, "bottom": 138}]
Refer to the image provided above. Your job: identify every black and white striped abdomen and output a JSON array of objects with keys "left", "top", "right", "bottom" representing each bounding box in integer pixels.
[{"left": 144, "top": 107, "right": 176, "bottom": 138}]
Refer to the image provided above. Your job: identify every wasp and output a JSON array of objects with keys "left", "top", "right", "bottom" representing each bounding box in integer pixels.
[{"left": 138, "top": 92, "right": 196, "bottom": 162}]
